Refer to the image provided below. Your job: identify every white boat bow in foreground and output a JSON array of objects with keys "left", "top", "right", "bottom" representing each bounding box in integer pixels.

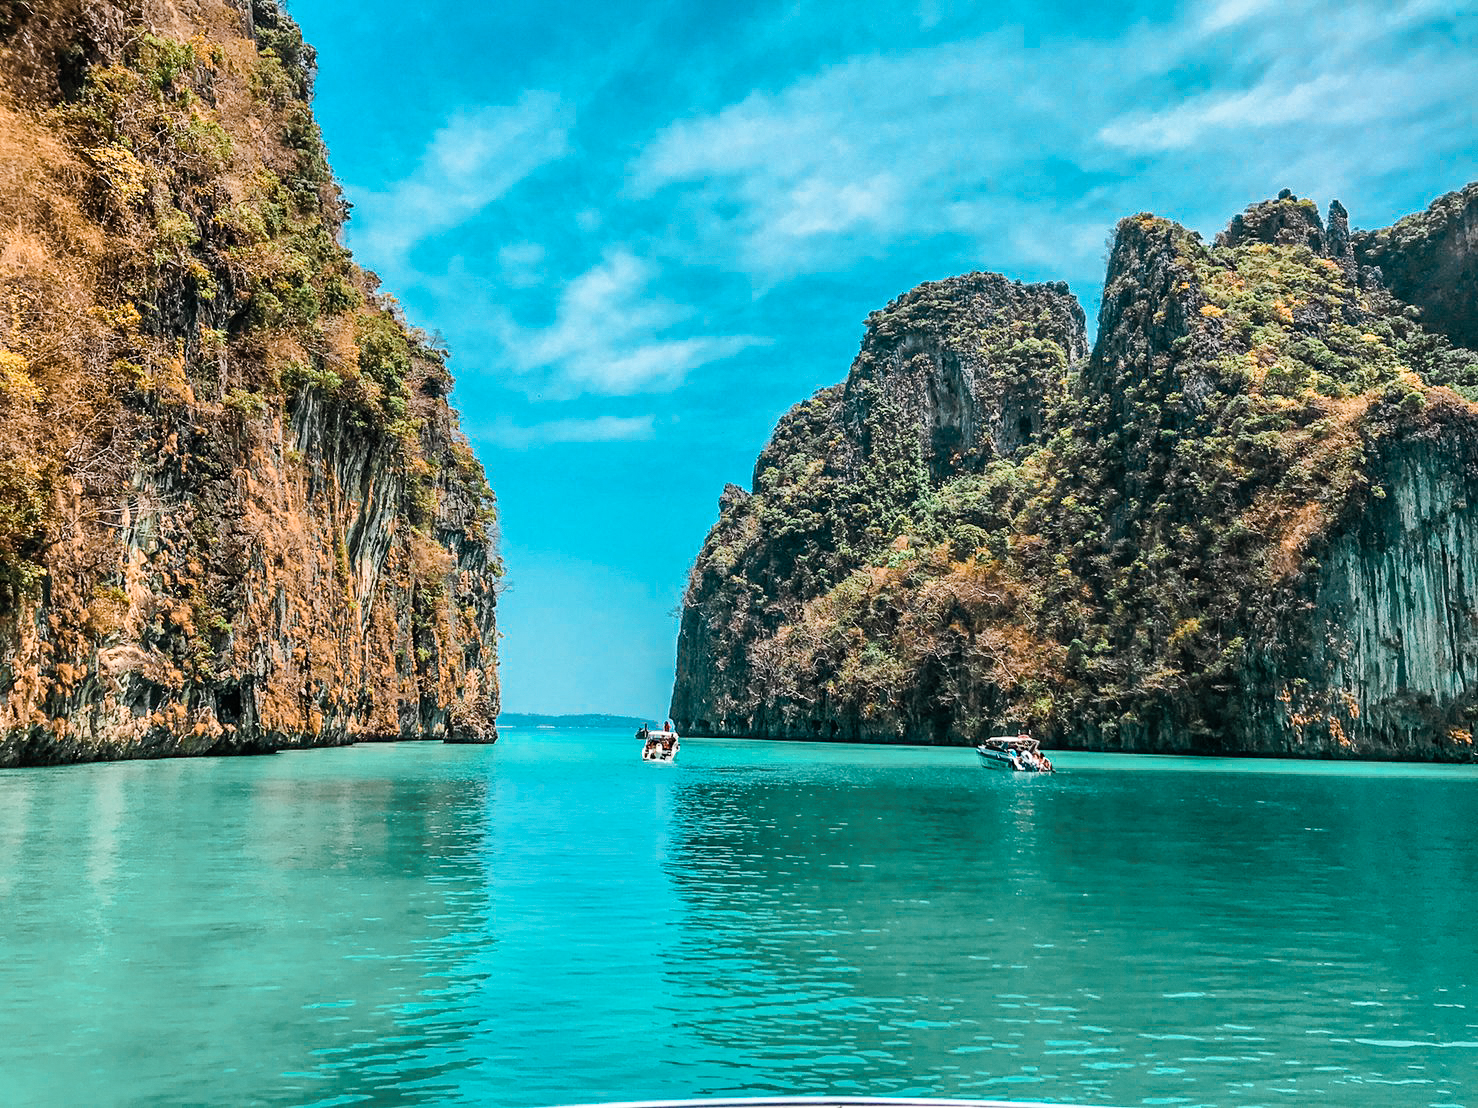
[{"left": 550, "top": 1096, "right": 1109, "bottom": 1108}]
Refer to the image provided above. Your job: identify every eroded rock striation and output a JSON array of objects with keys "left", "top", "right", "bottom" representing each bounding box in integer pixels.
[
  {"left": 673, "top": 186, "right": 1478, "bottom": 760},
  {"left": 0, "top": 0, "right": 500, "bottom": 765}
]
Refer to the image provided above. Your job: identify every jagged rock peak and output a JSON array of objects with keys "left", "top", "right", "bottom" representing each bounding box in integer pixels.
[
  {"left": 1215, "top": 190, "right": 1329, "bottom": 252},
  {"left": 1325, "top": 198, "right": 1354, "bottom": 266},
  {"left": 719, "top": 482, "right": 751, "bottom": 513}
]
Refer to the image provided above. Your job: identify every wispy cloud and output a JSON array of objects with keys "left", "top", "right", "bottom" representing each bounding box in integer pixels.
[
  {"left": 1195, "top": 0, "right": 1280, "bottom": 34},
  {"left": 1099, "top": 73, "right": 1351, "bottom": 151},
  {"left": 347, "top": 91, "right": 572, "bottom": 277},
  {"left": 486, "top": 414, "right": 656, "bottom": 448},
  {"left": 1102, "top": 3, "right": 1475, "bottom": 156},
  {"left": 627, "top": 0, "right": 1476, "bottom": 282},
  {"left": 632, "top": 38, "right": 1039, "bottom": 275},
  {"left": 492, "top": 250, "right": 764, "bottom": 396}
]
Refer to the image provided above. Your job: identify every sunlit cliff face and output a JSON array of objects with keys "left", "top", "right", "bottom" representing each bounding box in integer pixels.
[{"left": 0, "top": 0, "right": 501, "bottom": 765}]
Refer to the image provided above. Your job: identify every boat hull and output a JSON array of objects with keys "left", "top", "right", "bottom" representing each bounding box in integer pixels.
[
  {"left": 976, "top": 746, "right": 1051, "bottom": 773},
  {"left": 640, "top": 733, "right": 680, "bottom": 762}
]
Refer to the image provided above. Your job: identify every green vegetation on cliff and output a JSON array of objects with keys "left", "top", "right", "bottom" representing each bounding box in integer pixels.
[
  {"left": 673, "top": 188, "right": 1478, "bottom": 760},
  {"left": 0, "top": 0, "right": 501, "bottom": 764}
]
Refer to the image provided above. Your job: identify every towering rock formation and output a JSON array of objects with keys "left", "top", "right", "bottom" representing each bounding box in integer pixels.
[
  {"left": 673, "top": 187, "right": 1478, "bottom": 760},
  {"left": 673, "top": 275, "right": 1087, "bottom": 745},
  {"left": 0, "top": 0, "right": 501, "bottom": 765}
]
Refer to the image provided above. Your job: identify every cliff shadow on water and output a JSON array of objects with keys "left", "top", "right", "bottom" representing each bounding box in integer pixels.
[
  {"left": 0, "top": 0, "right": 502, "bottom": 766},
  {"left": 673, "top": 184, "right": 1478, "bottom": 761}
]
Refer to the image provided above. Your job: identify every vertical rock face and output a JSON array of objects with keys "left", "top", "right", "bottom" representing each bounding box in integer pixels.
[
  {"left": 0, "top": 0, "right": 501, "bottom": 766},
  {"left": 674, "top": 185, "right": 1478, "bottom": 760},
  {"left": 1256, "top": 410, "right": 1478, "bottom": 756},
  {"left": 1354, "top": 182, "right": 1478, "bottom": 352}
]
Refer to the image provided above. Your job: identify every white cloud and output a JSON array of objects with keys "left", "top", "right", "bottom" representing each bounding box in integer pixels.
[
  {"left": 1196, "top": 0, "right": 1279, "bottom": 34},
  {"left": 772, "top": 173, "right": 900, "bottom": 237},
  {"left": 1101, "top": 0, "right": 1475, "bottom": 156},
  {"left": 1099, "top": 73, "right": 1352, "bottom": 151},
  {"left": 626, "top": 0, "right": 1475, "bottom": 283},
  {"left": 347, "top": 92, "right": 571, "bottom": 276},
  {"left": 487, "top": 414, "right": 656, "bottom": 447},
  {"left": 494, "top": 250, "right": 764, "bottom": 396},
  {"left": 632, "top": 37, "right": 1047, "bottom": 274}
]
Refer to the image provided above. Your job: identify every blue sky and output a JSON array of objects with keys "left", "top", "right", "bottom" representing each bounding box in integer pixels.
[{"left": 288, "top": 0, "right": 1477, "bottom": 717}]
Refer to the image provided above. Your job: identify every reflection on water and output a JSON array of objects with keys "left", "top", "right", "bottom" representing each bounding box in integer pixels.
[
  {"left": 663, "top": 745, "right": 1478, "bottom": 1107},
  {"left": 1, "top": 735, "right": 1475, "bottom": 1107},
  {"left": 0, "top": 747, "right": 495, "bottom": 1105}
]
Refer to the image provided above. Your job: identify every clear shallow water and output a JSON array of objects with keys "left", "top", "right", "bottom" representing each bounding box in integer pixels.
[{"left": 1, "top": 733, "right": 1476, "bottom": 1107}]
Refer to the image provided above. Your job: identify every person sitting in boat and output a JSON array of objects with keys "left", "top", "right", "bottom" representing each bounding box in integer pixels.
[{"left": 1040, "top": 754, "right": 1053, "bottom": 773}]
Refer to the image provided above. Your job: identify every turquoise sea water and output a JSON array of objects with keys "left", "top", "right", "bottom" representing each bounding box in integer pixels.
[{"left": 1, "top": 731, "right": 1475, "bottom": 1108}]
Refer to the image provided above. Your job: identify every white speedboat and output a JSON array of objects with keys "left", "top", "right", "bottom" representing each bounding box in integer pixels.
[
  {"left": 976, "top": 735, "right": 1053, "bottom": 773},
  {"left": 639, "top": 729, "right": 680, "bottom": 762}
]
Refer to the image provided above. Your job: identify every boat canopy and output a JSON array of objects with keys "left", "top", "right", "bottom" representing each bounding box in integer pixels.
[{"left": 980, "top": 735, "right": 1040, "bottom": 753}]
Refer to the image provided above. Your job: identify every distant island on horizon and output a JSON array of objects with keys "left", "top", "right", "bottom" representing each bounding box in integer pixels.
[{"left": 498, "top": 713, "right": 653, "bottom": 730}]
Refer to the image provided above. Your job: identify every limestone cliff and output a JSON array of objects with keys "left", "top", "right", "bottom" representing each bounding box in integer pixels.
[
  {"left": 0, "top": 0, "right": 501, "bottom": 766},
  {"left": 673, "top": 186, "right": 1478, "bottom": 760},
  {"left": 672, "top": 275, "right": 1087, "bottom": 744}
]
